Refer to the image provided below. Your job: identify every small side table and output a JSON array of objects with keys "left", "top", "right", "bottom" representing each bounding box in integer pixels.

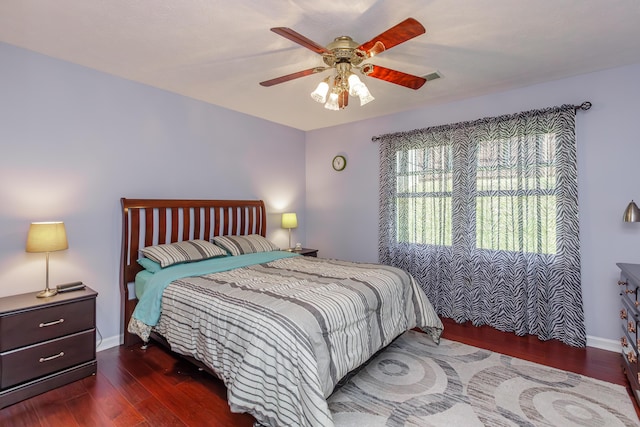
[
  {"left": 292, "top": 248, "right": 318, "bottom": 257},
  {"left": 0, "top": 286, "right": 97, "bottom": 408}
]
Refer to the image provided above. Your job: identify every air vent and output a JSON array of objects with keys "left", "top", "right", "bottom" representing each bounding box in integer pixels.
[{"left": 423, "top": 71, "right": 442, "bottom": 81}]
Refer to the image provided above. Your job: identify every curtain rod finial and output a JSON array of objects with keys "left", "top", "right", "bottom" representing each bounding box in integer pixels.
[{"left": 575, "top": 101, "right": 592, "bottom": 111}]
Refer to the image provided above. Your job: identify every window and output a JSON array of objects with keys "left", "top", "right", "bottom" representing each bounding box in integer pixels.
[
  {"left": 395, "top": 144, "right": 452, "bottom": 246},
  {"left": 475, "top": 133, "right": 557, "bottom": 254},
  {"left": 394, "top": 133, "right": 557, "bottom": 254}
]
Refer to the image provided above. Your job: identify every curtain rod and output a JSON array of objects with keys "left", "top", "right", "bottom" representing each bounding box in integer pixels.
[{"left": 371, "top": 101, "right": 593, "bottom": 142}]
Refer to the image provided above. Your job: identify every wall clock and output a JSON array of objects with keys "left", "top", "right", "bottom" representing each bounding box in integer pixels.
[{"left": 332, "top": 155, "right": 347, "bottom": 171}]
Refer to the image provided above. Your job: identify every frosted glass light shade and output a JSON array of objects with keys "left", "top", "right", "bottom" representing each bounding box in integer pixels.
[
  {"left": 310, "top": 81, "right": 329, "bottom": 103},
  {"left": 355, "top": 83, "right": 374, "bottom": 106},
  {"left": 348, "top": 74, "right": 363, "bottom": 96},
  {"left": 324, "top": 92, "right": 340, "bottom": 111},
  {"left": 358, "top": 91, "right": 374, "bottom": 106}
]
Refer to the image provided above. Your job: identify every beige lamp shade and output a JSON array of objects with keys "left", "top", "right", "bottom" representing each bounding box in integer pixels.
[
  {"left": 26, "top": 222, "right": 68, "bottom": 253},
  {"left": 623, "top": 201, "right": 640, "bottom": 223},
  {"left": 282, "top": 213, "right": 298, "bottom": 250},
  {"left": 281, "top": 213, "right": 298, "bottom": 229}
]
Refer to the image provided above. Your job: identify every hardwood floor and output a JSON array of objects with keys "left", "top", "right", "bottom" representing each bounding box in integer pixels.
[{"left": 1, "top": 318, "right": 636, "bottom": 426}]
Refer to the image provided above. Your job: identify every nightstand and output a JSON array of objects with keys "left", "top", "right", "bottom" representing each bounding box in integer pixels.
[
  {"left": 293, "top": 248, "right": 318, "bottom": 257},
  {"left": 0, "top": 286, "right": 98, "bottom": 408}
]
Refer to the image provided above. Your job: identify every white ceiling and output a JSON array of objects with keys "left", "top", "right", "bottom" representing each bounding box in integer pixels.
[{"left": 1, "top": 0, "right": 639, "bottom": 131}]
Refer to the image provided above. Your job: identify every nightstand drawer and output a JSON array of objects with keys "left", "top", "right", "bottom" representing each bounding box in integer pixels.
[
  {"left": 0, "top": 329, "right": 95, "bottom": 389},
  {"left": 0, "top": 298, "right": 95, "bottom": 352}
]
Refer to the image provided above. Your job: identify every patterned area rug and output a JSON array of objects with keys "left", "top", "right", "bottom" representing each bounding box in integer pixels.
[{"left": 328, "top": 330, "right": 639, "bottom": 426}]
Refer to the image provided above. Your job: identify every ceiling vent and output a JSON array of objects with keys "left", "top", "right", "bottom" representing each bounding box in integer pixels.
[{"left": 423, "top": 71, "right": 442, "bottom": 81}]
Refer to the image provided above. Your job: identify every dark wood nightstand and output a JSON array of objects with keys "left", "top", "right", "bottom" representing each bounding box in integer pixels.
[
  {"left": 0, "top": 286, "right": 98, "bottom": 408},
  {"left": 617, "top": 263, "right": 640, "bottom": 407},
  {"left": 292, "top": 248, "right": 318, "bottom": 257}
]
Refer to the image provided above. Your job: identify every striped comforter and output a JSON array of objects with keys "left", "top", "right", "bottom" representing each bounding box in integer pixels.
[{"left": 132, "top": 255, "right": 443, "bottom": 427}]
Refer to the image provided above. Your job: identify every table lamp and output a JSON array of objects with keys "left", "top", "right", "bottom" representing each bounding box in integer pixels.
[
  {"left": 281, "top": 213, "right": 298, "bottom": 250},
  {"left": 26, "top": 221, "right": 68, "bottom": 298}
]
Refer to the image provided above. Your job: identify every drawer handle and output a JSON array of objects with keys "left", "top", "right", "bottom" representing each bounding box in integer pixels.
[
  {"left": 619, "top": 280, "right": 629, "bottom": 286},
  {"left": 39, "top": 351, "right": 64, "bottom": 363},
  {"left": 39, "top": 318, "right": 64, "bottom": 328},
  {"left": 621, "top": 308, "right": 628, "bottom": 319},
  {"left": 625, "top": 289, "right": 636, "bottom": 294},
  {"left": 622, "top": 337, "right": 629, "bottom": 347},
  {"left": 628, "top": 351, "right": 638, "bottom": 364},
  {"left": 629, "top": 321, "right": 636, "bottom": 333}
]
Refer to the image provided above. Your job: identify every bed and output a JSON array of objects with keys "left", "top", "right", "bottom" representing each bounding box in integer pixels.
[{"left": 119, "top": 198, "right": 443, "bottom": 427}]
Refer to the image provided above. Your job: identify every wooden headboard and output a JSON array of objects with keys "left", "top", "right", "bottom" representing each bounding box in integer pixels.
[{"left": 119, "top": 198, "right": 267, "bottom": 346}]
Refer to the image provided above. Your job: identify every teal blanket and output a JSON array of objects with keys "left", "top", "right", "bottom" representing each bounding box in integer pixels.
[{"left": 133, "top": 251, "right": 300, "bottom": 326}]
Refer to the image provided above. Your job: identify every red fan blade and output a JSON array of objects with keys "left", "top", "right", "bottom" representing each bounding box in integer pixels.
[
  {"left": 271, "top": 27, "right": 331, "bottom": 55},
  {"left": 358, "top": 18, "right": 426, "bottom": 58},
  {"left": 366, "top": 65, "right": 426, "bottom": 90},
  {"left": 259, "top": 67, "right": 326, "bottom": 87}
]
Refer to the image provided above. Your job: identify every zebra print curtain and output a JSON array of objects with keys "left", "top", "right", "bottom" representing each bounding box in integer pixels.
[{"left": 378, "top": 105, "right": 585, "bottom": 347}]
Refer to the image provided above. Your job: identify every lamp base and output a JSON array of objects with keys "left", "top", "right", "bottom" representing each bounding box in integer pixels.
[{"left": 37, "top": 288, "right": 58, "bottom": 298}]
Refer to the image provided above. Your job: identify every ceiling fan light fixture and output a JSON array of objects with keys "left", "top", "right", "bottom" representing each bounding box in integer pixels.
[
  {"left": 356, "top": 85, "right": 375, "bottom": 106},
  {"left": 347, "top": 73, "right": 363, "bottom": 96},
  {"left": 347, "top": 73, "right": 374, "bottom": 105},
  {"left": 263, "top": 18, "right": 428, "bottom": 111},
  {"left": 324, "top": 92, "right": 340, "bottom": 110},
  {"left": 310, "top": 79, "right": 330, "bottom": 103}
]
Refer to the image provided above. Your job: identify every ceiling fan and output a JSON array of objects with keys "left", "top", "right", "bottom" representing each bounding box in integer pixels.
[{"left": 259, "top": 18, "right": 428, "bottom": 110}]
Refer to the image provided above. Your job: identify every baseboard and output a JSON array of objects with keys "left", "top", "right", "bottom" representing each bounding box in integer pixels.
[
  {"left": 587, "top": 335, "right": 619, "bottom": 353},
  {"left": 96, "top": 334, "right": 121, "bottom": 352}
]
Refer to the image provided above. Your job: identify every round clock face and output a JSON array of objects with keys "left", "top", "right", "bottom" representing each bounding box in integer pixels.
[{"left": 332, "top": 155, "right": 346, "bottom": 171}]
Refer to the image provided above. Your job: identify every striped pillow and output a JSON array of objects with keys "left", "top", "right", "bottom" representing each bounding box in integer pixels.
[
  {"left": 212, "top": 234, "right": 279, "bottom": 256},
  {"left": 140, "top": 239, "right": 227, "bottom": 268}
]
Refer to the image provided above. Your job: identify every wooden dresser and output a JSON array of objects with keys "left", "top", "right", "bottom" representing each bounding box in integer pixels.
[
  {"left": 0, "top": 286, "right": 97, "bottom": 408},
  {"left": 617, "top": 263, "right": 640, "bottom": 406}
]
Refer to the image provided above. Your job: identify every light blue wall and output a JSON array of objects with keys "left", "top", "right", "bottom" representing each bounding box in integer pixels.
[
  {"left": 0, "top": 42, "right": 306, "bottom": 348},
  {"left": 305, "top": 62, "right": 640, "bottom": 349}
]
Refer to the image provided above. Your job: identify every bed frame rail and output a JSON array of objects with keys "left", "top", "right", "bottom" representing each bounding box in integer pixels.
[{"left": 119, "top": 198, "right": 267, "bottom": 346}]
